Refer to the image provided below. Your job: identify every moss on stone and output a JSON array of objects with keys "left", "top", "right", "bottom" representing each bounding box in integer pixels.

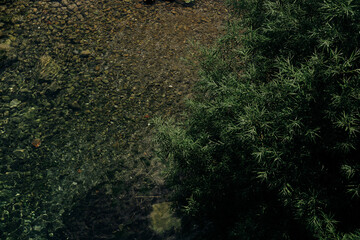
[{"left": 150, "top": 202, "right": 181, "bottom": 234}]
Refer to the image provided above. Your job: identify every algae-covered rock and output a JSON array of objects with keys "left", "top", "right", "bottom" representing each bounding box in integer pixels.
[
  {"left": 36, "top": 55, "right": 61, "bottom": 81},
  {"left": 149, "top": 202, "right": 180, "bottom": 234},
  {"left": 10, "top": 99, "right": 21, "bottom": 108},
  {"left": 0, "top": 43, "right": 12, "bottom": 51}
]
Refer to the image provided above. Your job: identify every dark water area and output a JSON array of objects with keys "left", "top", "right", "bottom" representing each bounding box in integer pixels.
[{"left": 0, "top": 0, "right": 226, "bottom": 238}]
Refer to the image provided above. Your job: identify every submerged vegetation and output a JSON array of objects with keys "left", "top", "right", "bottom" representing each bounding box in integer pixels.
[{"left": 156, "top": 0, "right": 360, "bottom": 239}]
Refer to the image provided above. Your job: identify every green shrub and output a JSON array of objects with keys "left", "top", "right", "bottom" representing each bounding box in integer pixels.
[{"left": 155, "top": 0, "right": 360, "bottom": 239}]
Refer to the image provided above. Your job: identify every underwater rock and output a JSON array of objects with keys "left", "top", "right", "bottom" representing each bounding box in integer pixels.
[
  {"left": 80, "top": 49, "right": 91, "bottom": 57},
  {"left": 149, "top": 202, "right": 180, "bottom": 234},
  {"left": 69, "top": 101, "right": 81, "bottom": 110},
  {"left": 36, "top": 55, "right": 61, "bottom": 82},
  {"left": 10, "top": 99, "right": 21, "bottom": 108},
  {"left": 0, "top": 43, "right": 12, "bottom": 51}
]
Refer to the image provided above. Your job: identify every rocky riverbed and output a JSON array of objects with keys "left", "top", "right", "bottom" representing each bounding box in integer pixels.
[{"left": 0, "top": 0, "right": 227, "bottom": 239}]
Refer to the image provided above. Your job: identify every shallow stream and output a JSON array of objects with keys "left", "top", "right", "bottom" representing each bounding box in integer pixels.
[{"left": 0, "top": 0, "right": 226, "bottom": 238}]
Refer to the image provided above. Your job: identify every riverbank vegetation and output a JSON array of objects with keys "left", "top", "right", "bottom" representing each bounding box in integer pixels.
[{"left": 155, "top": 0, "right": 360, "bottom": 239}]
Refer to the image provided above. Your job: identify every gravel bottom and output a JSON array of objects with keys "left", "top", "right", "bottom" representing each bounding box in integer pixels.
[{"left": 0, "top": 0, "right": 227, "bottom": 238}]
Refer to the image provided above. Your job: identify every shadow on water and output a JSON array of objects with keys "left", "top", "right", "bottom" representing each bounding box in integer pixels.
[{"left": 54, "top": 185, "right": 159, "bottom": 239}]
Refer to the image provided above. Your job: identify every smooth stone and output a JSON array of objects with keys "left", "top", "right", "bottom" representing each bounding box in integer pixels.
[
  {"left": 68, "top": 4, "right": 77, "bottom": 11},
  {"left": 10, "top": 99, "right": 21, "bottom": 108},
  {"left": 0, "top": 43, "right": 12, "bottom": 51},
  {"left": 69, "top": 101, "right": 81, "bottom": 110},
  {"left": 80, "top": 50, "right": 91, "bottom": 57},
  {"left": 20, "top": 88, "right": 31, "bottom": 93}
]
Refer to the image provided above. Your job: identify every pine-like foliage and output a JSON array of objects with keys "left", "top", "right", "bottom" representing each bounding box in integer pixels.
[{"left": 155, "top": 0, "right": 360, "bottom": 239}]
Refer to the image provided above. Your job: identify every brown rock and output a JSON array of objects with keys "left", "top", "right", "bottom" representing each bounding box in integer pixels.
[
  {"left": 0, "top": 43, "right": 12, "bottom": 51},
  {"left": 80, "top": 50, "right": 91, "bottom": 57}
]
